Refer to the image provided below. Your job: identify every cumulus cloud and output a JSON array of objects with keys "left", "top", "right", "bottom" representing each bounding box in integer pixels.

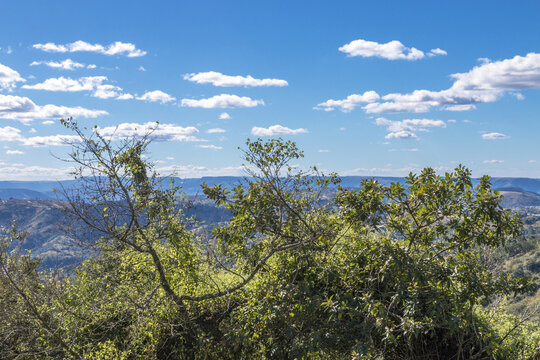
[
  {"left": 251, "top": 124, "right": 307, "bottom": 136},
  {"left": 0, "top": 127, "right": 80, "bottom": 148},
  {"left": 156, "top": 164, "right": 244, "bottom": 178},
  {"left": 0, "top": 126, "right": 23, "bottom": 142},
  {"left": 92, "top": 84, "right": 124, "bottom": 99},
  {"left": 116, "top": 93, "right": 134, "bottom": 100},
  {"left": 23, "top": 76, "right": 106, "bottom": 92},
  {"left": 375, "top": 117, "right": 446, "bottom": 139},
  {"left": 136, "top": 90, "right": 176, "bottom": 103},
  {"left": 343, "top": 166, "right": 420, "bottom": 176},
  {"left": 445, "top": 104, "right": 477, "bottom": 111},
  {"left": 198, "top": 144, "right": 223, "bottom": 150},
  {"left": 22, "top": 76, "right": 131, "bottom": 100},
  {"left": 96, "top": 122, "right": 201, "bottom": 142},
  {"left": 481, "top": 132, "right": 509, "bottom": 140},
  {"left": 6, "top": 150, "right": 24, "bottom": 155},
  {"left": 483, "top": 159, "right": 504, "bottom": 164},
  {"left": 338, "top": 39, "right": 446, "bottom": 60},
  {"left": 428, "top": 48, "right": 447, "bottom": 57},
  {"left": 184, "top": 71, "right": 288, "bottom": 87},
  {"left": 385, "top": 131, "right": 417, "bottom": 139},
  {"left": 219, "top": 112, "right": 231, "bottom": 119},
  {"left": 21, "top": 134, "right": 80, "bottom": 147},
  {"left": 0, "top": 165, "right": 72, "bottom": 181},
  {"left": 42, "top": 120, "right": 55, "bottom": 125},
  {"left": 0, "top": 94, "right": 108, "bottom": 123},
  {"left": 30, "top": 59, "right": 87, "bottom": 70},
  {"left": 33, "top": 41, "right": 146, "bottom": 57},
  {"left": 318, "top": 53, "right": 540, "bottom": 114},
  {"left": 181, "top": 94, "right": 264, "bottom": 108},
  {"left": 314, "top": 91, "right": 380, "bottom": 112},
  {"left": 0, "top": 63, "right": 25, "bottom": 90},
  {"left": 207, "top": 128, "right": 226, "bottom": 134}
]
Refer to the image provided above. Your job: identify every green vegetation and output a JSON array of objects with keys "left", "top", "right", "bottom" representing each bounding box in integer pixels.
[{"left": 1, "top": 121, "right": 539, "bottom": 359}]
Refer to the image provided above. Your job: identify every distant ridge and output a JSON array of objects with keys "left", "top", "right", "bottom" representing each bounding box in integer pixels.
[
  {"left": 0, "top": 188, "right": 51, "bottom": 200},
  {"left": 491, "top": 178, "right": 540, "bottom": 195},
  {"left": 0, "top": 176, "right": 538, "bottom": 199}
]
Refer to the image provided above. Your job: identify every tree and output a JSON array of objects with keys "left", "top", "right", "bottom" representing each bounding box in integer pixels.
[{"left": 0, "top": 121, "right": 538, "bottom": 359}]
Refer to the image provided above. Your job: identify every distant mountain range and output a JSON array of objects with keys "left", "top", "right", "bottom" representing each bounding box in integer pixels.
[
  {"left": 0, "top": 176, "right": 539, "bottom": 200},
  {"left": 1, "top": 175, "right": 539, "bottom": 268}
]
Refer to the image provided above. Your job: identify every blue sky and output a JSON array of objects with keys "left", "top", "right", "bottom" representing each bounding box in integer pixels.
[{"left": 0, "top": 0, "right": 539, "bottom": 180}]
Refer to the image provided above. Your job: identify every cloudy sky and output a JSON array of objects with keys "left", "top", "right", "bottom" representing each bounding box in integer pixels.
[{"left": 0, "top": 0, "right": 539, "bottom": 180}]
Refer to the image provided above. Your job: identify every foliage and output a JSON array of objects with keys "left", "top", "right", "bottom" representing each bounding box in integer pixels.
[{"left": 0, "top": 121, "right": 538, "bottom": 359}]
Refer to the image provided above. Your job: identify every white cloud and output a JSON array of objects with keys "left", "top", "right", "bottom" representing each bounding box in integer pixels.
[
  {"left": 207, "top": 128, "right": 226, "bottom": 134},
  {"left": 314, "top": 91, "right": 380, "bottom": 112},
  {"left": 198, "top": 144, "right": 223, "bottom": 150},
  {"left": 483, "top": 159, "right": 504, "bottom": 164},
  {"left": 30, "top": 59, "right": 86, "bottom": 70},
  {"left": 445, "top": 104, "right": 477, "bottom": 111},
  {"left": 22, "top": 76, "right": 131, "bottom": 100},
  {"left": 23, "top": 76, "right": 106, "bottom": 92},
  {"left": 136, "top": 90, "right": 176, "bottom": 103},
  {"left": 0, "top": 127, "right": 80, "bottom": 148},
  {"left": 343, "top": 165, "right": 451, "bottom": 177},
  {"left": 0, "top": 63, "right": 25, "bottom": 90},
  {"left": 343, "top": 165, "right": 420, "bottom": 176},
  {"left": 318, "top": 149, "right": 329, "bottom": 153},
  {"left": 219, "top": 112, "right": 231, "bottom": 119},
  {"left": 156, "top": 164, "right": 244, "bottom": 178},
  {"left": 251, "top": 124, "right": 307, "bottom": 136},
  {"left": 92, "top": 84, "right": 124, "bottom": 99},
  {"left": 0, "top": 94, "right": 108, "bottom": 123},
  {"left": 33, "top": 41, "right": 146, "bottom": 57},
  {"left": 138, "top": 66, "right": 146, "bottom": 71},
  {"left": 529, "top": 160, "right": 536, "bottom": 163},
  {"left": 481, "top": 132, "right": 509, "bottom": 140},
  {"left": 97, "top": 122, "right": 201, "bottom": 142},
  {"left": 376, "top": 117, "right": 446, "bottom": 139},
  {"left": 428, "top": 48, "right": 447, "bottom": 57},
  {"left": 21, "top": 134, "right": 80, "bottom": 147},
  {"left": 42, "top": 120, "right": 55, "bottom": 125},
  {"left": 181, "top": 94, "right": 264, "bottom": 108},
  {"left": 0, "top": 126, "right": 23, "bottom": 142},
  {"left": 385, "top": 130, "right": 417, "bottom": 139},
  {"left": 318, "top": 53, "right": 540, "bottom": 114},
  {"left": 451, "top": 53, "right": 540, "bottom": 91},
  {"left": 184, "top": 71, "right": 288, "bottom": 87},
  {"left": 116, "top": 93, "right": 134, "bottom": 100},
  {"left": 338, "top": 39, "right": 445, "bottom": 60},
  {"left": 6, "top": 150, "right": 24, "bottom": 155},
  {"left": 0, "top": 165, "right": 72, "bottom": 180},
  {"left": 14, "top": 165, "right": 70, "bottom": 178},
  {"left": 87, "top": 64, "right": 97, "bottom": 69}
]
